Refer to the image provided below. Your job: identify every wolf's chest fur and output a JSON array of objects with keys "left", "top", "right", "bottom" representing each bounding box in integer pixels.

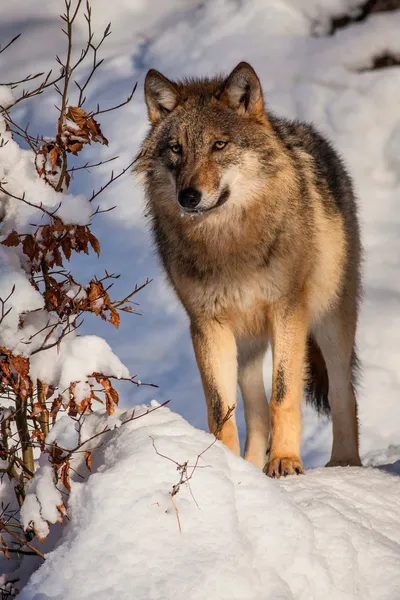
[{"left": 171, "top": 244, "right": 286, "bottom": 337}]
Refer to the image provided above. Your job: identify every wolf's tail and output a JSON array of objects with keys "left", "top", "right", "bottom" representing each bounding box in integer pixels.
[
  {"left": 305, "top": 335, "right": 330, "bottom": 415},
  {"left": 305, "top": 336, "right": 360, "bottom": 415}
]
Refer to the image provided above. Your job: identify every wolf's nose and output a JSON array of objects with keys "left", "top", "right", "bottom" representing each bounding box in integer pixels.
[{"left": 178, "top": 188, "right": 202, "bottom": 209}]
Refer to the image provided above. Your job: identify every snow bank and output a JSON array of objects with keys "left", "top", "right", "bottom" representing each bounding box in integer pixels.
[{"left": 18, "top": 405, "right": 400, "bottom": 600}]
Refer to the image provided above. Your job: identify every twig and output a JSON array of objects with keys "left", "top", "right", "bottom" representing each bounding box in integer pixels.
[
  {"left": 91, "top": 373, "right": 158, "bottom": 389},
  {"left": 170, "top": 494, "right": 181, "bottom": 533},
  {"left": 55, "top": 0, "right": 83, "bottom": 192},
  {"left": 0, "top": 184, "right": 61, "bottom": 220},
  {"left": 92, "top": 83, "right": 137, "bottom": 116},
  {"left": 0, "top": 521, "right": 45, "bottom": 560},
  {"left": 0, "top": 286, "right": 15, "bottom": 325},
  {"left": 90, "top": 204, "right": 117, "bottom": 217},
  {"left": 112, "top": 279, "right": 152, "bottom": 309},
  {"left": 0, "top": 69, "right": 66, "bottom": 113},
  {"left": 76, "top": 8, "right": 111, "bottom": 107},
  {"left": 67, "top": 155, "right": 118, "bottom": 173},
  {"left": 0, "top": 34, "right": 21, "bottom": 55},
  {"left": 30, "top": 318, "right": 83, "bottom": 355},
  {"left": 150, "top": 405, "right": 236, "bottom": 532},
  {"left": 89, "top": 158, "right": 137, "bottom": 202},
  {"left": 0, "top": 72, "right": 44, "bottom": 87}
]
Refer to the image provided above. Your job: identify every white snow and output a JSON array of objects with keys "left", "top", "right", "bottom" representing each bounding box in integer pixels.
[
  {"left": 29, "top": 334, "right": 129, "bottom": 400},
  {"left": 18, "top": 405, "right": 400, "bottom": 600}
]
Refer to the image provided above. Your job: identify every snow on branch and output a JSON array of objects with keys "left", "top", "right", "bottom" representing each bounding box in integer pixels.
[{"left": 0, "top": 0, "right": 150, "bottom": 581}]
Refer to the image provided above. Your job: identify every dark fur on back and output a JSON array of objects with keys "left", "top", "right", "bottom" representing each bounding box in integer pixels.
[{"left": 269, "top": 117, "right": 362, "bottom": 415}]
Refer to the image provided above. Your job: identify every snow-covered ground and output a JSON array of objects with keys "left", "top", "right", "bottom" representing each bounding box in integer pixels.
[
  {"left": 1, "top": 0, "right": 400, "bottom": 597},
  {"left": 17, "top": 405, "right": 400, "bottom": 600}
]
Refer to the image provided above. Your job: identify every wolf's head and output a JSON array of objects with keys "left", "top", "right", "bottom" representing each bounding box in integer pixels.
[{"left": 137, "top": 63, "right": 279, "bottom": 218}]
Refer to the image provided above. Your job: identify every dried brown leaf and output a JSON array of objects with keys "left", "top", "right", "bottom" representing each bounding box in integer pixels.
[
  {"left": 105, "top": 392, "right": 115, "bottom": 416},
  {"left": 109, "top": 307, "right": 120, "bottom": 329},
  {"left": 88, "top": 281, "right": 105, "bottom": 315},
  {"left": 109, "top": 385, "right": 119, "bottom": 405},
  {"left": 68, "top": 141, "right": 84, "bottom": 156},
  {"left": 53, "top": 247, "right": 63, "bottom": 268},
  {"left": 61, "top": 236, "right": 72, "bottom": 260},
  {"left": 87, "top": 116, "right": 108, "bottom": 146},
  {"left": 66, "top": 106, "right": 88, "bottom": 128},
  {"left": 1, "top": 231, "right": 20, "bottom": 247},
  {"left": 85, "top": 451, "right": 92, "bottom": 472},
  {"left": 60, "top": 460, "right": 71, "bottom": 492},
  {"left": 10, "top": 355, "right": 30, "bottom": 379},
  {"left": 50, "top": 396, "right": 62, "bottom": 417},
  {"left": 50, "top": 146, "right": 61, "bottom": 168},
  {"left": 88, "top": 232, "right": 100, "bottom": 256},
  {"left": 22, "top": 235, "right": 35, "bottom": 260}
]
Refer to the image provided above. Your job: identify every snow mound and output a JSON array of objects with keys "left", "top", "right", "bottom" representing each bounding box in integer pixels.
[{"left": 19, "top": 405, "right": 400, "bottom": 600}]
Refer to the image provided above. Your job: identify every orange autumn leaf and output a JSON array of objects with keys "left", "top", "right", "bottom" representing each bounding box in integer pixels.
[
  {"left": 60, "top": 460, "right": 71, "bottom": 492},
  {"left": 85, "top": 451, "right": 92, "bottom": 472}
]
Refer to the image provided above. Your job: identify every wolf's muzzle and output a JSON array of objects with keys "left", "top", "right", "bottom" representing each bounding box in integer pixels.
[{"left": 178, "top": 188, "right": 202, "bottom": 210}]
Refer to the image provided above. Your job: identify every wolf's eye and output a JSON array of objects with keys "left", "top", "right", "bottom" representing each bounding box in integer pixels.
[
  {"left": 213, "top": 140, "right": 227, "bottom": 151},
  {"left": 169, "top": 143, "right": 182, "bottom": 154}
]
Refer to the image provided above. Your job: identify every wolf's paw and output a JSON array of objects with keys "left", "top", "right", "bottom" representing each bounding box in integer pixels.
[
  {"left": 325, "top": 457, "right": 362, "bottom": 468},
  {"left": 263, "top": 456, "right": 304, "bottom": 478}
]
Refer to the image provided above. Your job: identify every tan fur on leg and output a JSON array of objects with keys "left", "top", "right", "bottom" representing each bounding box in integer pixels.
[
  {"left": 265, "top": 304, "right": 308, "bottom": 478},
  {"left": 191, "top": 321, "right": 240, "bottom": 455}
]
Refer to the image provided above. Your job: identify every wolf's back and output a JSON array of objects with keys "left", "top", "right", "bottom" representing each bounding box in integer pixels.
[{"left": 269, "top": 116, "right": 362, "bottom": 416}]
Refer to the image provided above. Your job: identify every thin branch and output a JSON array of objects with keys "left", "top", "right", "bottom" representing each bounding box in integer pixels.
[
  {"left": 90, "top": 204, "right": 117, "bottom": 217},
  {"left": 67, "top": 155, "right": 118, "bottom": 173},
  {"left": 0, "top": 521, "right": 45, "bottom": 560},
  {"left": 0, "top": 286, "right": 15, "bottom": 325},
  {"left": 0, "top": 72, "right": 44, "bottom": 87},
  {"left": 2, "top": 110, "right": 41, "bottom": 152},
  {"left": 76, "top": 10, "right": 111, "bottom": 107},
  {"left": 0, "top": 69, "right": 66, "bottom": 113},
  {"left": 92, "top": 83, "right": 137, "bottom": 116},
  {"left": 30, "top": 318, "right": 83, "bottom": 356},
  {"left": 89, "top": 158, "right": 137, "bottom": 202},
  {"left": 170, "top": 494, "right": 182, "bottom": 533},
  {"left": 112, "top": 279, "right": 152, "bottom": 309},
  {"left": 0, "top": 33, "right": 21, "bottom": 55},
  {"left": 55, "top": 0, "right": 83, "bottom": 192},
  {"left": 92, "top": 373, "right": 158, "bottom": 389},
  {"left": 0, "top": 184, "right": 61, "bottom": 220}
]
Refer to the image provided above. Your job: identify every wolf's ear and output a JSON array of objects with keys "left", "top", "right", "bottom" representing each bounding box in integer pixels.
[
  {"left": 219, "top": 62, "right": 264, "bottom": 118},
  {"left": 144, "top": 69, "right": 180, "bottom": 124}
]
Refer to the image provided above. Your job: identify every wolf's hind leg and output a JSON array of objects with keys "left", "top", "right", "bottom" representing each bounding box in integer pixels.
[
  {"left": 191, "top": 321, "right": 240, "bottom": 455},
  {"left": 238, "top": 339, "right": 270, "bottom": 469},
  {"left": 313, "top": 308, "right": 362, "bottom": 467}
]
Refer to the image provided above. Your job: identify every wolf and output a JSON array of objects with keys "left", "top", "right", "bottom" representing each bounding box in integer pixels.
[{"left": 136, "top": 61, "right": 362, "bottom": 477}]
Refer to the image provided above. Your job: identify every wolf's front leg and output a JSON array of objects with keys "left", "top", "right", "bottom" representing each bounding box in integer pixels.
[
  {"left": 265, "top": 304, "right": 308, "bottom": 478},
  {"left": 190, "top": 320, "right": 240, "bottom": 455}
]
